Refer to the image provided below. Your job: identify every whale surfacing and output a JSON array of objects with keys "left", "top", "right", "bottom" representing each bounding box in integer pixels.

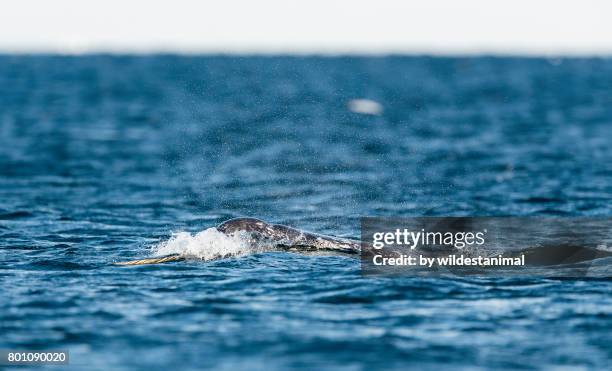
[
  {"left": 114, "top": 217, "right": 360, "bottom": 266},
  {"left": 218, "top": 217, "right": 359, "bottom": 254}
]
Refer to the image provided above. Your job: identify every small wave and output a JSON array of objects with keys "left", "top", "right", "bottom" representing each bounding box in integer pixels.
[
  {"left": 152, "top": 228, "right": 274, "bottom": 261},
  {"left": 29, "top": 259, "right": 95, "bottom": 270},
  {"left": 0, "top": 210, "right": 33, "bottom": 220}
]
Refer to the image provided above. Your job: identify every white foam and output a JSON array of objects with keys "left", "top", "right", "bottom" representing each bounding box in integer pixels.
[
  {"left": 347, "top": 99, "right": 383, "bottom": 115},
  {"left": 152, "top": 227, "right": 271, "bottom": 261}
]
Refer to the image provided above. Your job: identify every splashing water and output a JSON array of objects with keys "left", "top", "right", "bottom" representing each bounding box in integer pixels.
[{"left": 152, "top": 228, "right": 275, "bottom": 261}]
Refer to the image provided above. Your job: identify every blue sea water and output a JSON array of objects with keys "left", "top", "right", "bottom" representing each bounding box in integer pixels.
[{"left": 0, "top": 56, "right": 611, "bottom": 370}]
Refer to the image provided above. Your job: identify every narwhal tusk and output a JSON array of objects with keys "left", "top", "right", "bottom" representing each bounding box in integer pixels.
[{"left": 114, "top": 254, "right": 185, "bottom": 266}]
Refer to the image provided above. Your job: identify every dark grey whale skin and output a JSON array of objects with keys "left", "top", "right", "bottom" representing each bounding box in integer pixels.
[{"left": 217, "top": 218, "right": 360, "bottom": 255}]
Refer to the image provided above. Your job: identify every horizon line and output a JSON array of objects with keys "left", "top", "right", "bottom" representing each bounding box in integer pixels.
[{"left": 1, "top": 48, "right": 611, "bottom": 58}]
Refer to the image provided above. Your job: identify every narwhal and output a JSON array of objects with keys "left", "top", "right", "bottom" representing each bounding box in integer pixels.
[
  {"left": 114, "top": 218, "right": 360, "bottom": 266},
  {"left": 114, "top": 217, "right": 611, "bottom": 267}
]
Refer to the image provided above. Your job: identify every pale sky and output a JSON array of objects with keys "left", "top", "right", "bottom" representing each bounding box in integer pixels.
[{"left": 1, "top": 0, "right": 610, "bottom": 55}]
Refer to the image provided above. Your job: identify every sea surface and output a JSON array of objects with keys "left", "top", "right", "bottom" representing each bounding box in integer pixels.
[{"left": 0, "top": 56, "right": 611, "bottom": 370}]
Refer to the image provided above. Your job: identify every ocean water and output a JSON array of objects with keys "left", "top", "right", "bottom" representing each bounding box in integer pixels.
[{"left": 0, "top": 56, "right": 611, "bottom": 370}]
